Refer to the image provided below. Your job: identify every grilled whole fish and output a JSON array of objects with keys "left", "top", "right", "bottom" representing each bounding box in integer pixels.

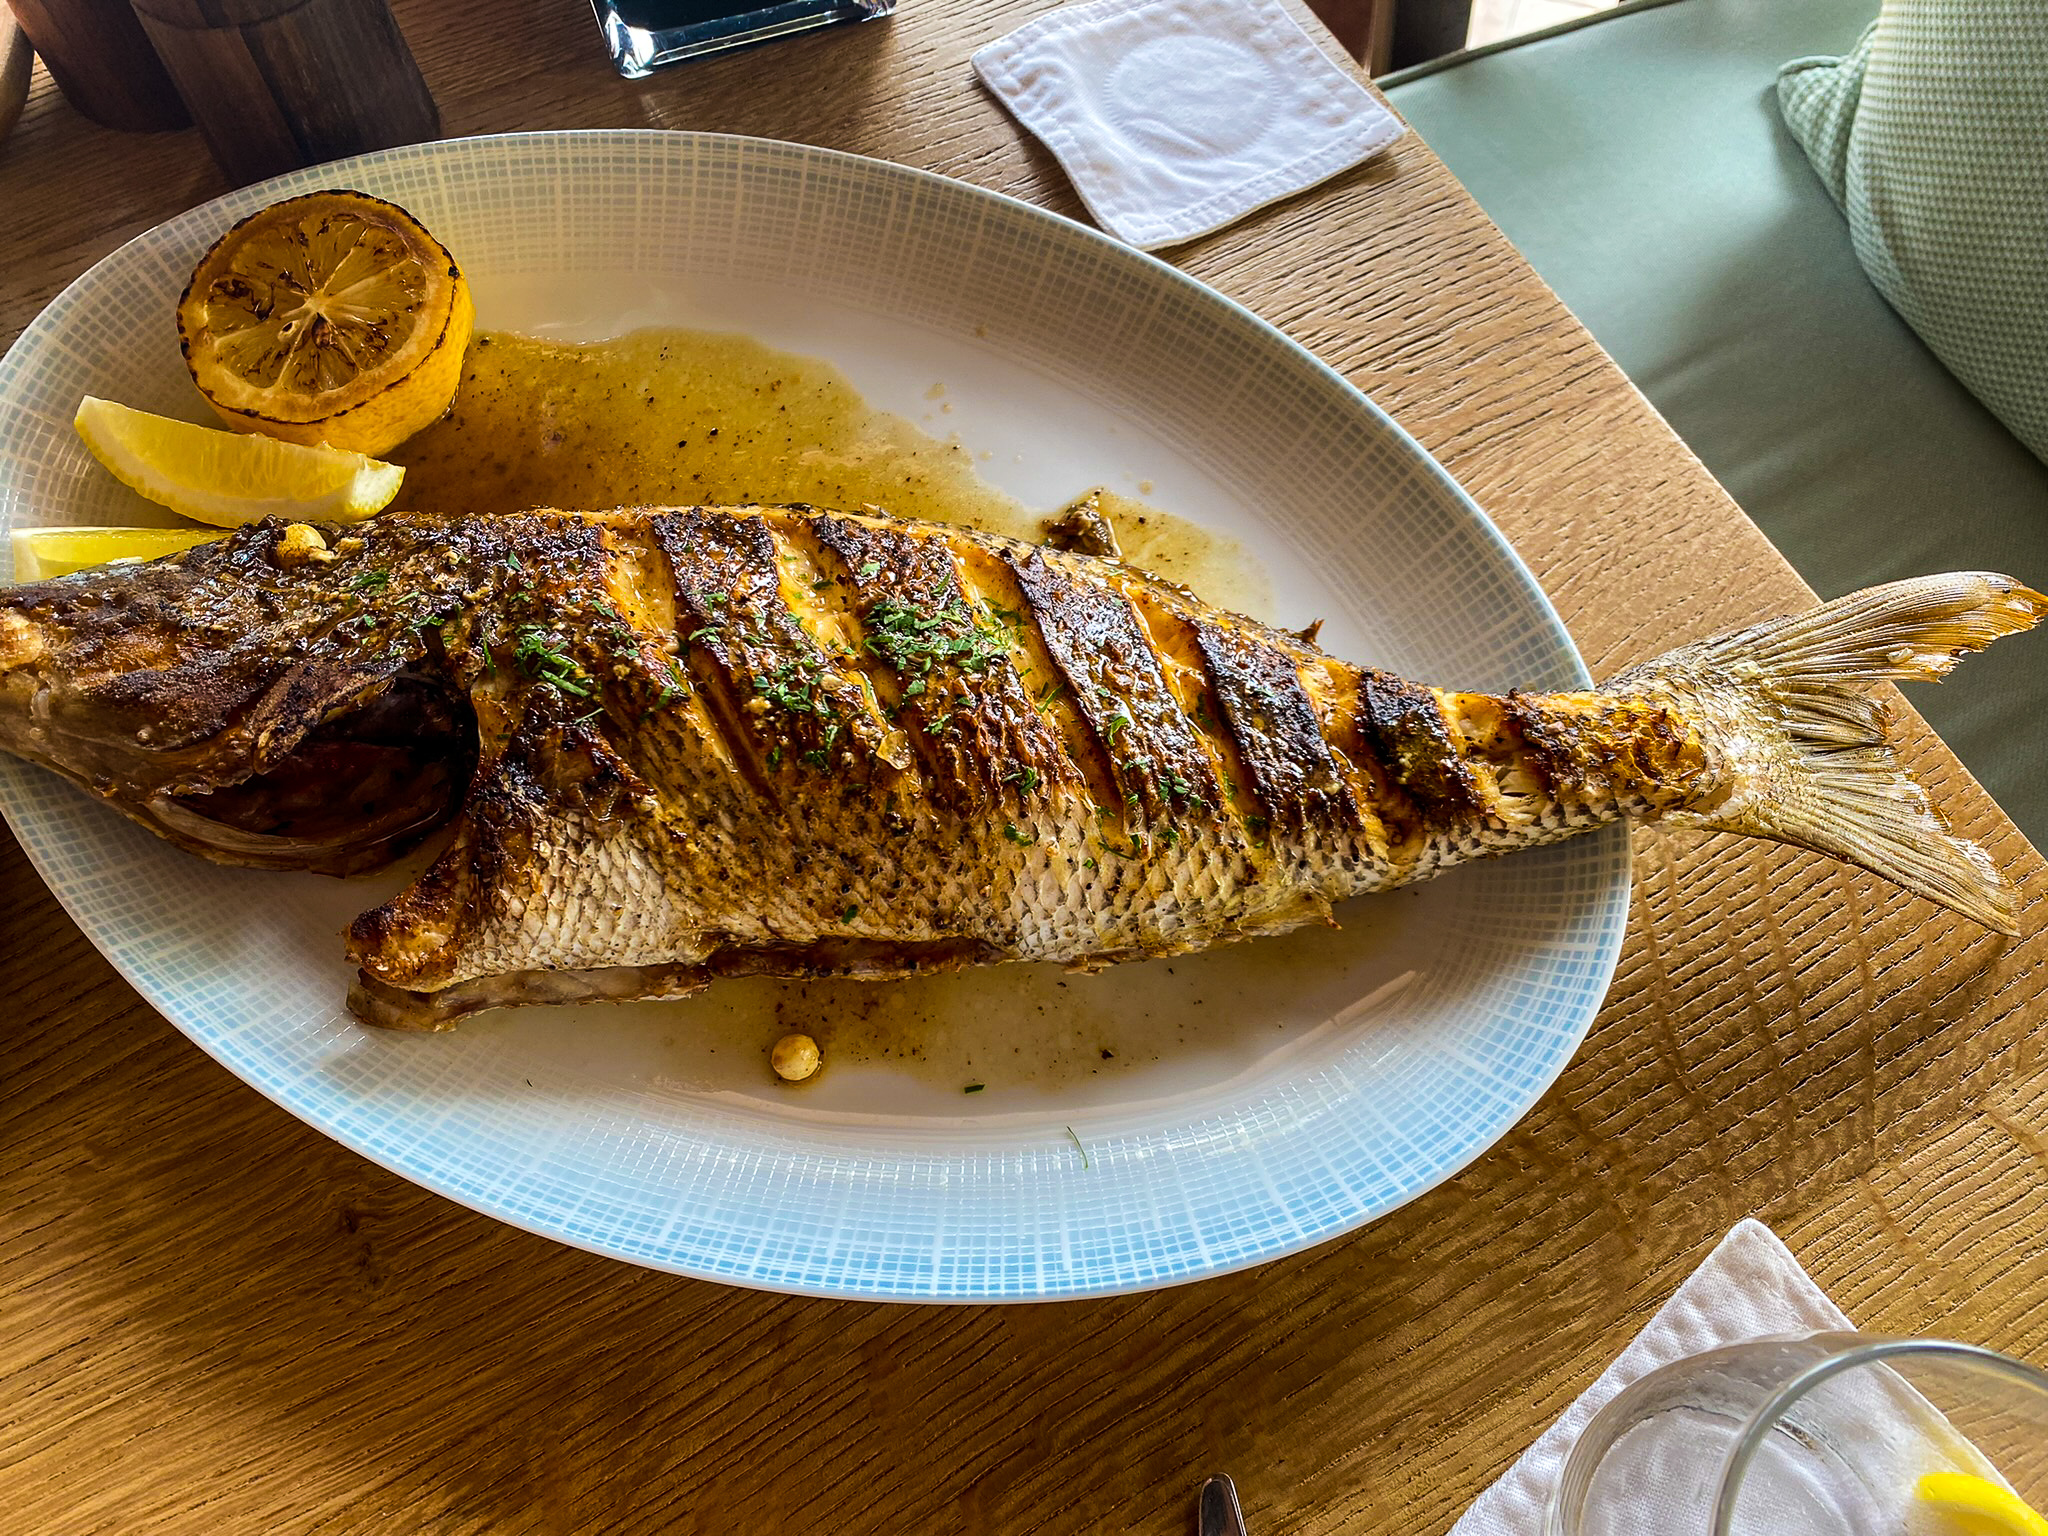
[{"left": 0, "top": 506, "right": 2040, "bottom": 1029}]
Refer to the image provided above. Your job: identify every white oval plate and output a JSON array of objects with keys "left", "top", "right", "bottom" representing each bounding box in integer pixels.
[{"left": 0, "top": 133, "right": 1628, "bottom": 1300}]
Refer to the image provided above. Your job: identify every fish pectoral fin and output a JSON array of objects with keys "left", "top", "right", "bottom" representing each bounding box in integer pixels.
[
  {"left": 1235, "top": 890, "right": 1337, "bottom": 936},
  {"left": 345, "top": 786, "right": 545, "bottom": 995},
  {"left": 344, "top": 821, "right": 487, "bottom": 995}
]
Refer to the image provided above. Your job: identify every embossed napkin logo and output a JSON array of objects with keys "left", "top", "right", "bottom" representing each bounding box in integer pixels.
[{"left": 1100, "top": 37, "right": 1280, "bottom": 160}]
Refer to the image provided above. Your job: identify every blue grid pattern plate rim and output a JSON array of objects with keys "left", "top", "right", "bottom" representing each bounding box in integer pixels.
[{"left": 0, "top": 132, "right": 1630, "bottom": 1301}]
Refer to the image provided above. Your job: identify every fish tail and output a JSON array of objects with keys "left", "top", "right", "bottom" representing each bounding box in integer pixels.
[{"left": 1609, "top": 573, "right": 2048, "bottom": 934}]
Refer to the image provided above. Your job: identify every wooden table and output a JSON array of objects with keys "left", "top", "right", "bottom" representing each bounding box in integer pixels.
[{"left": 5, "top": 5, "right": 2045, "bottom": 1532}]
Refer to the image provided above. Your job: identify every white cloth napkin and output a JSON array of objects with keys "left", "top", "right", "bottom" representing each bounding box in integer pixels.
[
  {"left": 972, "top": 0, "right": 1406, "bottom": 250},
  {"left": 1452, "top": 1219, "right": 1853, "bottom": 1535}
]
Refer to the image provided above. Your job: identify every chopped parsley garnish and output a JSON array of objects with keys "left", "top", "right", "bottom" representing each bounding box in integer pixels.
[
  {"left": 385, "top": 605, "right": 450, "bottom": 658},
  {"left": 861, "top": 597, "right": 1007, "bottom": 684},
  {"left": 655, "top": 656, "right": 691, "bottom": 706},
  {"left": 1102, "top": 712, "right": 1131, "bottom": 743},
  {"left": 348, "top": 568, "right": 391, "bottom": 592},
  {"left": 801, "top": 748, "right": 829, "bottom": 769},
  {"left": 512, "top": 626, "right": 594, "bottom": 697},
  {"left": 768, "top": 745, "right": 782, "bottom": 771},
  {"left": 1035, "top": 678, "right": 1066, "bottom": 709},
  {"left": 858, "top": 561, "right": 881, "bottom": 581},
  {"left": 842, "top": 903, "right": 859, "bottom": 923},
  {"left": 755, "top": 654, "right": 828, "bottom": 717},
  {"left": 1002, "top": 822, "right": 1033, "bottom": 846},
  {"left": 1004, "top": 765, "right": 1042, "bottom": 795}
]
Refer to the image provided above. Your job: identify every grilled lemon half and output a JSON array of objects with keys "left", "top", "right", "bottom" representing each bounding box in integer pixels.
[{"left": 176, "top": 189, "right": 472, "bottom": 457}]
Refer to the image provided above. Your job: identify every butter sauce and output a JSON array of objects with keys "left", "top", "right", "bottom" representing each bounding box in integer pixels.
[{"left": 390, "top": 327, "right": 1271, "bottom": 620}]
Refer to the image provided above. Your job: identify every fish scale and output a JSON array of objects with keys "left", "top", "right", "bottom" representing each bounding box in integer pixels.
[{"left": 0, "top": 505, "right": 2037, "bottom": 1030}]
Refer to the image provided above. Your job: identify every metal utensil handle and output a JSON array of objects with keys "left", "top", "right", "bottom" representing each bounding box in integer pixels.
[{"left": 1200, "top": 1474, "right": 1248, "bottom": 1536}]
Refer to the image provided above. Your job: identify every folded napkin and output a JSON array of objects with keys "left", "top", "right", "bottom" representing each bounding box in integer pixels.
[
  {"left": 972, "top": 0, "right": 1406, "bottom": 250},
  {"left": 1453, "top": 1219, "right": 1852, "bottom": 1535}
]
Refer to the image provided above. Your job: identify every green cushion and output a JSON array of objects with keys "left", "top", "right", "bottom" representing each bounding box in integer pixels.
[
  {"left": 1385, "top": 0, "right": 2048, "bottom": 850},
  {"left": 1779, "top": 3, "right": 2048, "bottom": 466}
]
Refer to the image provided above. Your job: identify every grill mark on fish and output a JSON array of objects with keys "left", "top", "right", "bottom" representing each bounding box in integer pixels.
[
  {"left": 1299, "top": 661, "right": 1395, "bottom": 862},
  {"left": 1192, "top": 618, "right": 1356, "bottom": 840},
  {"left": 654, "top": 511, "right": 894, "bottom": 793},
  {"left": 1502, "top": 690, "right": 1605, "bottom": 811},
  {"left": 1110, "top": 587, "right": 1265, "bottom": 869},
  {"left": 762, "top": 517, "right": 906, "bottom": 763},
  {"left": 1003, "top": 546, "right": 1219, "bottom": 833},
  {"left": 812, "top": 513, "right": 1064, "bottom": 816},
  {"left": 1357, "top": 670, "right": 1481, "bottom": 831},
  {"left": 1108, "top": 585, "right": 1269, "bottom": 842},
  {"left": 952, "top": 541, "right": 1114, "bottom": 814}
]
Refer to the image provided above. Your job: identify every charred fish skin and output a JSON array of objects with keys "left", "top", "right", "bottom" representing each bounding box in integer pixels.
[
  {"left": 0, "top": 508, "right": 2040, "bottom": 1030},
  {"left": 347, "top": 504, "right": 1562, "bottom": 1019},
  {"left": 348, "top": 505, "right": 1334, "bottom": 1015}
]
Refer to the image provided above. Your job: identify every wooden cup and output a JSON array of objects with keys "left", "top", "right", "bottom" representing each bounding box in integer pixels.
[
  {"left": 6, "top": 0, "right": 189, "bottom": 130},
  {"left": 128, "top": 0, "right": 439, "bottom": 185}
]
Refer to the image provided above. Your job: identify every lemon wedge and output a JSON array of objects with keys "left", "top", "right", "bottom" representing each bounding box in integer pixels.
[
  {"left": 10, "top": 525, "right": 222, "bottom": 583},
  {"left": 176, "top": 189, "right": 472, "bottom": 456},
  {"left": 1918, "top": 1473, "right": 2048, "bottom": 1536},
  {"left": 74, "top": 396, "right": 403, "bottom": 528}
]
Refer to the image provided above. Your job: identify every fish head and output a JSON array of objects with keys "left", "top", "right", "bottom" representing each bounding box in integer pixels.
[{"left": 0, "top": 519, "right": 477, "bottom": 873}]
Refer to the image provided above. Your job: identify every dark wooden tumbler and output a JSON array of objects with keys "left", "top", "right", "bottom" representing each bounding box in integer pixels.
[
  {"left": 128, "top": 0, "right": 439, "bottom": 185},
  {"left": 7, "top": 0, "right": 189, "bottom": 129}
]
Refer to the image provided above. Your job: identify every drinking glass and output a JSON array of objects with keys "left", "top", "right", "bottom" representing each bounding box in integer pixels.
[{"left": 1547, "top": 1333, "right": 2048, "bottom": 1536}]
